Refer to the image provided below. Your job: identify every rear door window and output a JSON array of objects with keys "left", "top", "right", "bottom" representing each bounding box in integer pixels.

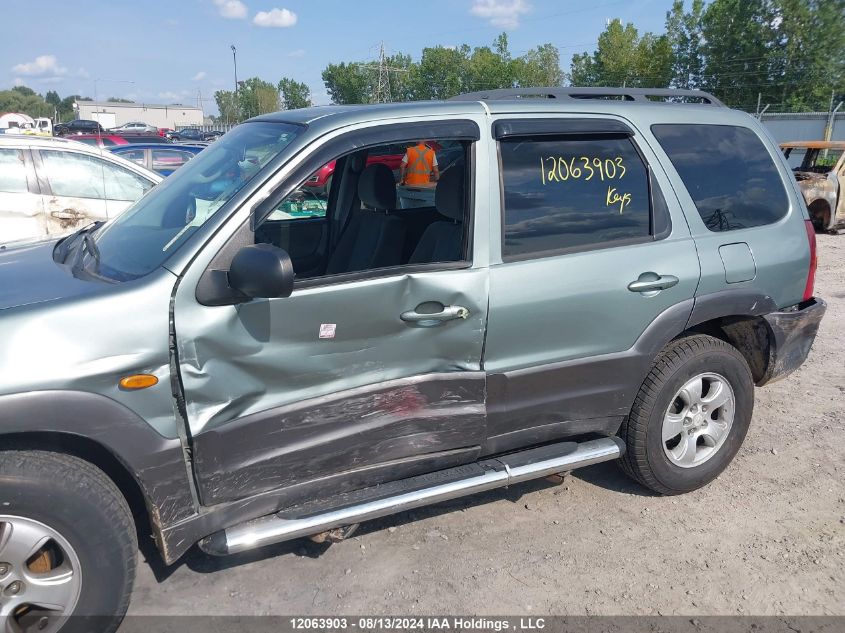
[
  {"left": 0, "top": 149, "right": 29, "bottom": 193},
  {"left": 152, "top": 149, "right": 194, "bottom": 171},
  {"left": 652, "top": 124, "right": 789, "bottom": 232},
  {"left": 499, "top": 135, "right": 652, "bottom": 259},
  {"left": 39, "top": 150, "right": 107, "bottom": 199}
]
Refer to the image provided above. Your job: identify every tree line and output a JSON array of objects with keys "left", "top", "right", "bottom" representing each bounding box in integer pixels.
[
  {"left": 216, "top": 0, "right": 842, "bottom": 119},
  {"left": 5, "top": 0, "right": 842, "bottom": 123}
]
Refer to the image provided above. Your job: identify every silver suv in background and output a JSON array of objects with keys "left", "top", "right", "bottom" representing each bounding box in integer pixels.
[
  {"left": 0, "top": 135, "right": 160, "bottom": 243},
  {"left": 0, "top": 88, "right": 825, "bottom": 632}
]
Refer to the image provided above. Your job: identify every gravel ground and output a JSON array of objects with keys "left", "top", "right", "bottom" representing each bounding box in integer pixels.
[{"left": 128, "top": 235, "right": 844, "bottom": 618}]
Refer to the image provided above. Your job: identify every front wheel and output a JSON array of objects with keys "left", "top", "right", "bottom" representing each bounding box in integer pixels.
[
  {"left": 619, "top": 334, "right": 755, "bottom": 495},
  {"left": 0, "top": 450, "right": 137, "bottom": 633}
]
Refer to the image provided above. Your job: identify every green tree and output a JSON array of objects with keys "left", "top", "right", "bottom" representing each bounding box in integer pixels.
[
  {"left": 214, "top": 89, "right": 240, "bottom": 122},
  {"left": 11, "top": 86, "right": 37, "bottom": 97},
  {"left": 237, "top": 77, "right": 280, "bottom": 118},
  {"left": 570, "top": 19, "right": 673, "bottom": 88},
  {"left": 107, "top": 97, "right": 133, "bottom": 103},
  {"left": 58, "top": 95, "right": 82, "bottom": 122},
  {"left": 0, "top": 86, "right": 52, "bottom": 118},
  {"left": 408, "top": 45, "right": 470, "bottom": 100},
  {"left": 699, "top": 0, "right": 779, "bottom": 109},
  {"left": 768, "top": 0, "right": 845, "bottom": 110},
  {"left": 665, "top": 0, "right": 705, "bottom": 89},
  {"left": 278, "top": 78, "right": 311, "bottom": 109},
  {"left": 45, "top": 90, "right": 61, "bottom": 109},
  {"left": 513, "top": 43, "right": 565, "bottom": 87},
  {"left": 322, "top": 62, "right": 370, "bottom": 104}
]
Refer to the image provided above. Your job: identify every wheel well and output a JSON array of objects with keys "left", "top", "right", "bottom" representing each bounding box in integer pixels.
[
  {"left": 687, "top": 315, "right": 771, "bottom": 383},
  {"left": 0, "top": 432, "right": 153, "bottom": 546},
  {"left": 807, "top": 199, "right": 831, "bottom": 230}
]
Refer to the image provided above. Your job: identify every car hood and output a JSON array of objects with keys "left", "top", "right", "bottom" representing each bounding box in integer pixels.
[{"left": 0, "top": 239, "right": 107, "bottom": 311}]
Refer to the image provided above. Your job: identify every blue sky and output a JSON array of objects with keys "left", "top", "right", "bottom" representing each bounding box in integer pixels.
[{"left": 2, "top": 0, "right": 670, "bottom": 114}]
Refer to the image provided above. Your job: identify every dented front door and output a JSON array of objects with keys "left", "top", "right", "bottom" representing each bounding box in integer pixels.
[{"left": 180, "top": 267, "right": 489, "bottom": 505}]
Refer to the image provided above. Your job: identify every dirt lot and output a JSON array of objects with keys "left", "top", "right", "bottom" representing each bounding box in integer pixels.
[{"left": 128, "top": 235, "right": 844, "bottom": 618}]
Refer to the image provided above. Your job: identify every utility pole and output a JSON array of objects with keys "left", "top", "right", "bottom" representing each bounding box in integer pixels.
[
  {"left": 374, "top": 42, "right": 391, "bottom": 104},
  {"left": 231, "top": 45, "right": 238, "bottom": 94},
  {"left": 356, "top": 41, "right": 407, "bottom": 104}
]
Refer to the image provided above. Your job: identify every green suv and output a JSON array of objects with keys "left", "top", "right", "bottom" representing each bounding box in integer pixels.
[{"left": 0, "top": 88, "right": 825, "bottom": 632}]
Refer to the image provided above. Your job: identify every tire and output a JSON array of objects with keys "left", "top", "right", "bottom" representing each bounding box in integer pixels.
[
  {"left": 0, "top": 450, "right": 137, "bottom": 633},
  {"left": 619, "top": 334, "right": 754, "bottom": 495}
]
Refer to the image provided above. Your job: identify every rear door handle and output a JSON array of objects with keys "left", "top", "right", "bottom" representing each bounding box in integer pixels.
[
  {"left": 401, "top": 304, "right": 469, "bottom": 327},
  {"left": 627, "top": 273, "right": 679, "bottom": 294}
]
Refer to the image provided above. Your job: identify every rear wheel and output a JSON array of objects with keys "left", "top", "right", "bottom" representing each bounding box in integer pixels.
[
  {"left": 619, "top": 334, "right": 754, "bottom": 495},
  {"left": 0, "top": 450, "right": 136, "bottom": 633}
]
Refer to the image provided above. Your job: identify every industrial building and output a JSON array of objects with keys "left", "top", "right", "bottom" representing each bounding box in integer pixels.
[{"left": 74, "top": 100, "right": 204, "bottom": 130}]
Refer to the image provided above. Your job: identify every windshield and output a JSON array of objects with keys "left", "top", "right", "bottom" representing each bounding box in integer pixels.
[{"left": 88, "top": 121, "right": 302, "bottom": 281}]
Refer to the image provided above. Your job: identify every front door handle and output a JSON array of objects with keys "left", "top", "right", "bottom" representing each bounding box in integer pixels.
[
  {"left": 627, "top": 272, "right": 679, "bottom": 294},
  {"left": 400, "top": 304, "right": 470, "bottom": 327}
]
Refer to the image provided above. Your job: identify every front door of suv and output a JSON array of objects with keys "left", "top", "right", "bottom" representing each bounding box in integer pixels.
[
  {"left": 482, "top": 116, "right": 702, "bottom": 453},
  {"left": 173, "top": 117, "right": 491, "bottom": 506}
]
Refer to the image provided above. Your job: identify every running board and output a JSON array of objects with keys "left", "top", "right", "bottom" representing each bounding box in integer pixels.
[{"left": 199, "top": 437, "right": 623, "bottom": 556}]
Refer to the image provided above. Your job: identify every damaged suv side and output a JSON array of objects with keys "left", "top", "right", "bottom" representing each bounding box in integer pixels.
[{"left": 0, "top": 88, "right": 826, "bottom": 633}]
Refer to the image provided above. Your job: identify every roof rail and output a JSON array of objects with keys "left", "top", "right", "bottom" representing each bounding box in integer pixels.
[{"left": 449, "top": 87, "right": 725, "bottom": 107}]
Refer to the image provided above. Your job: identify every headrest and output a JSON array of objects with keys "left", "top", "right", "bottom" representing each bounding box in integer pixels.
[
  {"left": 358, "top": 164, "right": 396, "bottom": 210},
  {"left": 435, "top": 167, "right": 465, "bottom": 221},
  {"left": 348, "top": 153, "right": 366, "bottom": 173}
]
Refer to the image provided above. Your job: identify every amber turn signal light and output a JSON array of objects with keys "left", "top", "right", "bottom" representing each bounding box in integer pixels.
[{"left": 119, "top": 374, "right": 159, "bottom": 390}]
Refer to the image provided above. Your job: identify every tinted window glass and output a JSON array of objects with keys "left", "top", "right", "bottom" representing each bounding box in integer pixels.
[
  {"left": 0, "top": 149, "right": 29, "bottom": 193},
  {"left": 500, "top": 135, "right": 650, "bottom": 258},
  {"left": 652, "top": 124, "right": 788, "bottom": 232}
]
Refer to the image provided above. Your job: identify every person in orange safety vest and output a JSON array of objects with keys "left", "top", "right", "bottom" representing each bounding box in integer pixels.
[{"left": 399, "top": 141, "right": 439, "bottom": 186}]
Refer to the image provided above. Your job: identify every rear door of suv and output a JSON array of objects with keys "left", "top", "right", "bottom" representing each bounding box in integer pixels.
[{"left": 482, "top": 115, "right": 701, "bottom": 454}]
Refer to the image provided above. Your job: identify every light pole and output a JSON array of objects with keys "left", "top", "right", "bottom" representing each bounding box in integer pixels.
[{"left": 231, "top": 45, "right": 238, "bottom": 94}]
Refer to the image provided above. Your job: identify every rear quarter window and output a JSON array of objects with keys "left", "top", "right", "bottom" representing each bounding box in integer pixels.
[{"left": 651, "top": 124, "right": 789, "bottom": 232}]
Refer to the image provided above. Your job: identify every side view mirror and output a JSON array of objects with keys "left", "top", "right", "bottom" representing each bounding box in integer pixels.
[{"left": 228, "top": 243, "right": 295, "bottom": 300}]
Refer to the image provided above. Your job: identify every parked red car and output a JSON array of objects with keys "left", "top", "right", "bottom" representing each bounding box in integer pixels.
[{"left": 66, "top": 134, "right": 131, "bottom": 149}]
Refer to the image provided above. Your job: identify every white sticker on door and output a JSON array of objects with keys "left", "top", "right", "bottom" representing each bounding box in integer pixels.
[{"left": 319, "top": 323, "right": 337, "bottom": 339}]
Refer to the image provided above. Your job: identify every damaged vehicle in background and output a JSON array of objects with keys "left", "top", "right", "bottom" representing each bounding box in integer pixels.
[
  {"left": 0, "top": 135, "right": 160, "bottom": 243},
  {"left": 0, "top": 88, "right": 826, "bottom": 633},
  {"left": 781, "top": 141, "right": 845, "bottom": 233}
]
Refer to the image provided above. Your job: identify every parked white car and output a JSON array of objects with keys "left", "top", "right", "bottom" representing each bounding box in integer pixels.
[{"left": 0, "top": 135, "right": 161, "bottom": 243}]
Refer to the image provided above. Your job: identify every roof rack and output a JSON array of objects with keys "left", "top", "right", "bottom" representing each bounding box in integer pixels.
[{"left": 449, "top": 87, "right": 725, "bottom": 107}]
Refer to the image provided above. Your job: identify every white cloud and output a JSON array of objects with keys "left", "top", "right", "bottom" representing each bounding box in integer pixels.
[
  {"left": 192, "top": 71, "right": 207, "bottom": 81},
  {"left": 288, "top": 49, "right": 305, "bottom": 58},
  {"left": 214, "top": 0, "right": 248, "bottom": 19},
  {"left": 13, "top": 78, "right": 24, "bottom": 87},
  {"left": 253, "top": 7, "right": 297, "bottom": 28},
  {"left": 11, "top": 54, "right": 67, "bottom": 77},
  {"left": 470, "top": 0, "right": 531, "bottom": 29}
]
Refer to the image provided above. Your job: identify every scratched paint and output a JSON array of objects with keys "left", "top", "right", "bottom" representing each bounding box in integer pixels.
[{"left": 175, "top": 266, "right": 489, "bottom": 503}]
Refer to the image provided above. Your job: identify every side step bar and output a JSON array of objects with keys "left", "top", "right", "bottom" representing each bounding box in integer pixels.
[{"left": 200, "top": 437, "right": 623, "bottom": 556}]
